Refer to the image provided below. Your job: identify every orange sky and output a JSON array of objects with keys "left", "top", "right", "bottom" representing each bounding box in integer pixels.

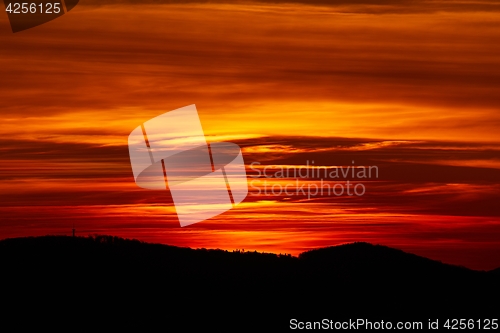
[{"left": 1, "top": 1, "right": 500, "bottom": 270}]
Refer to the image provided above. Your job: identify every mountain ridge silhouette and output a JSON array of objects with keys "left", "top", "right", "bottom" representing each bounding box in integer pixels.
[
  {"left": 1, "top": 235, "right": 498, "bottom": 330},
  {"left": 0, "top": 235, "right": 493, "bottom": 266},
  {"left": 2, "top": 235, "right": 496, "bottom": 271}
]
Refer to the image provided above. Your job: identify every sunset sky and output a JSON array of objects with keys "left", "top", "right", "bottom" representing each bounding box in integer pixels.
[{"left": 1, "top": 0, "right": 500, "bottom": 270}]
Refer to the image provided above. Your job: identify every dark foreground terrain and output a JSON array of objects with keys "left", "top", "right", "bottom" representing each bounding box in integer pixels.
[{"left": 1, "top": 235, "right": 498, "bottom": 330}]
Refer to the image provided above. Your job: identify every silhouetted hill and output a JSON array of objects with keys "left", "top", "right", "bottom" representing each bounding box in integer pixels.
[
  {"left": 1, "top": 236, "right": 498, "bottom": 330},
  {"left": 299, "top": 242, "right": 476, "bottom": 280},
  {"left": 491, "top": 267, "right": 500, "bottom": 275}
]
